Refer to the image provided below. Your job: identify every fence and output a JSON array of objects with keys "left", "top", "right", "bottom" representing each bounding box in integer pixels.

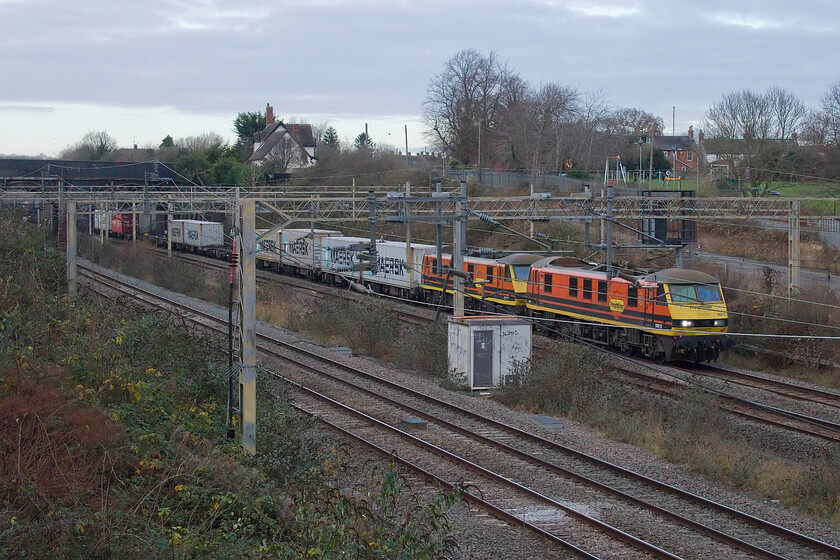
[
  {"left": 808, "top": 217, "right": 840, "bottom": 249},
  {"left": 442, "top": 169, "right": 589, "bottom": 195}
]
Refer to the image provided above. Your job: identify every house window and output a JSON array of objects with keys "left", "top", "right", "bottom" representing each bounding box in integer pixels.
[
  {"left": 569, "top": 277, "right": 578, "bottom": 298},
  {"left": 687, "top": 151, "right": 693, "bottom": 162},
  {"left": 583, "top": 278, "right": 592, "bottom": 300}
]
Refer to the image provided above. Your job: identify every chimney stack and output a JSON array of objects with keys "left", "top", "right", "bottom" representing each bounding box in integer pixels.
[
  {"left": 266, "top": 103, "right": 274, "bottom": 125},
  {"left": 688, "top": 125, "right": 694, "bottom": 139}
]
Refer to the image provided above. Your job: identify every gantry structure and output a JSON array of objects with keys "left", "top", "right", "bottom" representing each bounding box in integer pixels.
[
  {"left": 0, "top": 182, "right": 830, "bottom": 222},
  {"left": 4, "top": 181, "right": 836, "bottom": 297}
]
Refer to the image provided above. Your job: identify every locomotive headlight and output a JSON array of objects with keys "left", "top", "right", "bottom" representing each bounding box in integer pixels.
[
  {"left": 679, "top": 320, "right": 694, "bottom": 327},
  {"left": 714, "top": 319, "right": 727, "bottom": 327}
]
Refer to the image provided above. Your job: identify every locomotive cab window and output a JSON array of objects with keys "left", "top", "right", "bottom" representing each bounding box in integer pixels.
[
  {"left": 597, "top": 281, "right": 607, "bottom": 302},
  {"left": 545, "top": 273, "right": 553, "bottom": 293},
  {"left": 569, "top": 277, "right": 578, "bottom": 298},
  {"left": 668, "top": 283, "right": 723, "bottom": 303},
  {"left": 628, "top": 285, "right": 638, "bottom": 307},
  {"left": 512, "top": 265, "right": 531, "bottom": 280},
  {"left": 696, "top": 284, "right": 723, "bottom": 302},
  {"left": 656, "top": 285, "right": 667, "bottom": 305},
  {"left": 583, "top": 278, "right": 592, "bottom": 300}
]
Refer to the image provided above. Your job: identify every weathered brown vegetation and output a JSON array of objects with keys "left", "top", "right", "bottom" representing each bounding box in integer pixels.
[{"left": 3, "top": 213, "right": 460, "bottom": 557}]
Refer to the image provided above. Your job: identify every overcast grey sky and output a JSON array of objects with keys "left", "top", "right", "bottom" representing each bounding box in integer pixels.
[{"left": 1, "top": 0, "right": 837, "bottom": 157}]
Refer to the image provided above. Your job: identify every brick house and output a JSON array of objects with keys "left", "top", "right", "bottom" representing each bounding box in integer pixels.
[{"left": 652, "top": 126, "right": 699, "bottom": 174}]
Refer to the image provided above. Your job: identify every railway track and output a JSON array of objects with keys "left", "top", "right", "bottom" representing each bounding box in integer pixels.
[
  {"left": 614, "top": 362, "right": 840, "bottom": 443},
  {"left": 681, "top": 363, "right": 840, "bottom": 409},
  {"left": 78, "top": 260, "right": 840, "bottom": 559},
  {"left": 158, "top": 247, "right": 840, "bottom": 443}
]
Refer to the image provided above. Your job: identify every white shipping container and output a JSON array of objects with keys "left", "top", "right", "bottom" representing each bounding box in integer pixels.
[
  {"left": 169, "top": 219, "right": 186, "bottom": 245},
  {"left": 321, "top": 236, "right": 368, "bottom": 273},
  {"left": 255, "top": 229, "right": 281, "bottom": 263},
  {"left": 281, "top": 229, "right": 342, "bottom": 270},
  {"left": 321, "top": 236, "right": 437, "bottom": 290},
  {"left": 368, "top": 239, "right": 437, "bottom": 289},
  {"left": 447, "top": 316, "right": 532, "bottom": 390},
  {"left": 93, "top": 210, "right": 112, "bottom": 232},
  {"left": 173, "top": 219, "right": 224, "bottom": 248}
]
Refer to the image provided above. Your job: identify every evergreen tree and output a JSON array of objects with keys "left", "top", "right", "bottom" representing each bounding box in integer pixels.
[
  {"left": 321, "top": 126, "right": 339, "bottom": 151},
  {"left": 233, "top": 111, "right": 266, "bottom": 161},
  {"left": 354, "top": 132, "right": 375, "bottom": 151}
]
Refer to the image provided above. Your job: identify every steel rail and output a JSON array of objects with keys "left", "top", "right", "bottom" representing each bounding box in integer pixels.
[{"left": 77, "top": 261, "right": 840, "bottom": 558}]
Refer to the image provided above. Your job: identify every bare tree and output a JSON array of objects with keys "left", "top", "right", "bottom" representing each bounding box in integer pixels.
[
  {"left": 800, "top": 110, "right": 830, "bottom": 147},
  {"left": 265, "top": 135, "right": 303, "bottom": 174},
  {"left": 807, "top": 79, "right": 840, "bottom": 148},
  {"left": 423, "top": 49, "right": 515, "bottom": 166},
  {"left": 495, "top": 82, "right": 579, "bottom": 177},
  {"left": 767, "top": 86, "right": 807, "bottom": 142},
  {"left": 565, "top": 90, "right": 612, "bottom": 172},
  {"left": 824, "top": 80, "right": 840, "bottom": 147},
  {"left": 800, "top": 80, "right": 840, "bottom": 178},
  {"left": 704, "top": 88, "right": 806, "bottom": 195},
  {"left": 59, "top": 130, "right": 118, "bottom": 160},
  {"left": 176, "top": 132, "right": 227, "bottom": 153},
  {"left": 603, "top": 108, "right": 664, "bottom": 137}
]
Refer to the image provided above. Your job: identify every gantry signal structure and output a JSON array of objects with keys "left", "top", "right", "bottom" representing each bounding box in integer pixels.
[{"left": 7, "top": 181, "right": 829, "bottom": 295}]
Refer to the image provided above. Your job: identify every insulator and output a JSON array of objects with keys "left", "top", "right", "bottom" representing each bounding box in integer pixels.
[{"left": 473, "top": 212, "right": 495, "bottom": 224}]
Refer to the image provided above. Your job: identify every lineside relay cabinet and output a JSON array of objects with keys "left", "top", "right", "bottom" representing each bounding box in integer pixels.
[{"left": 447, "top": 315, "right": 532, "bottom": 390}]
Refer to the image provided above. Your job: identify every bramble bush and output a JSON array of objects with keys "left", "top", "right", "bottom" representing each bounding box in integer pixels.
[{"left": 1, "top": 211, "right": 461, "bottom": 558}]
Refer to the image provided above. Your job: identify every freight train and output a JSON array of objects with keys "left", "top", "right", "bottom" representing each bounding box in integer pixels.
[{"left": 93, "top": 217, "right": 732, "bottom": 362}]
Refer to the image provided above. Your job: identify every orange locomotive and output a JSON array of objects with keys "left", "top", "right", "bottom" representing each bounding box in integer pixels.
[
  {"left": 420, "top": 253, "right": 542, "bottom": 313},
  {"left": 526, "top": 257, "right": 731, "bottom": 362}
]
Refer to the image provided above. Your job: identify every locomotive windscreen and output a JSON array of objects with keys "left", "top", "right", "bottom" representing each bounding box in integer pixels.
[
  {"left": 668, "top": 283, "right": 723, "bottom": 303},
  {"left": 512, "top": 265, "right": 531, "bottom": 279}
]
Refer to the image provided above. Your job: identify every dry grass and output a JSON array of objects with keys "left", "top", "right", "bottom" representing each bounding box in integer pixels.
[
  {"left": 695, "top": 255, "right": 840, "bottom": 375},
  {"left": 0, "top": 364, "right": 121, "bottom": 520},
  {"left": 699, "top": 223, "right": 840, "bottom": 275}
]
